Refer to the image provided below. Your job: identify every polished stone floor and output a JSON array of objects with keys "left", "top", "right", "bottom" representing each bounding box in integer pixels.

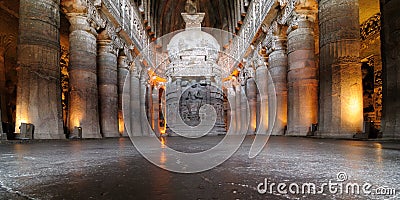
[{"left": 0, "top": 136, "right": 399, "bottom": 200}]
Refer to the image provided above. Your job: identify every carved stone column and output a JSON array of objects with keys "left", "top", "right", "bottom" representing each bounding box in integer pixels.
[
  {"left": 380, "top": 0, "right": 400, "bottom": 138},
  {"left": 318, "top": 0, "right": 363, "bottom": 137},
  {"left": 268, "top": 35, "right": 288, "bottom": 135},
  {"left": 235, "top": 82, "right": 242, "bottom": 134},
  {"left": 16, "top": 0, "right": 64, "bottom": 139},
  {"left": 255, "top": 56, "right": 269, "bottom": 134},
  {"left": 147, "top": 84, "right": 153, "bottom": 135},
  {"left": 286, "top": 11, "right": 318, "bottom": 136},
  {"left": 152, "top": 86, "right": 160, "bottom": 136},
  {"left": 240, "top": 83, "right": 248, "bottom": 134},
  {"left": 118, "top": 55, "right": 129, "bottom": 137},
  {"left": 130, "top": 64, "right": 142, "bottom": 136},
  {"left": 140, "top": 72, "right": 150, "bottom": 136},
  {"left": 66, "top": 14, "right": 101, "bottom": 138},
  {"left": 97, "top": 32, "right": 119, "bottom": 138},
  {"left": 246, "top": 77, "right": 257, "bottom": 134},
  {"left": 228, "top": 83, "right": 237, "bottom": 134}
]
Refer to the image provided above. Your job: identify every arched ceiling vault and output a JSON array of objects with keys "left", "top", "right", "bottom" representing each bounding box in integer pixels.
[{"left": 133, "top": 0, "right": 250, "bottom": 38}]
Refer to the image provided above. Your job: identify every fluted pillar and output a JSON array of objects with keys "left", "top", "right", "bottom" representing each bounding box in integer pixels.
[
  {"left": 268, "top": 35, "right": 288, "bottom": 135},
  {"left": 246, "top": 77, "right": 257, "bottom": 134},
  {"left": 130, "top": 65, "right": 142, "bottom": 136},
  {"left": 287, "top": 12, "right": 318, "bottom": 136},
  {"left": 66, "top": 14, "right": 101, "bottom": 138},
  {"left": 255, "top": 58, "right": 269, "bottom": 134},
  {"left": 118, "top": 55, "right": 129, "bottom": 136},
  {"left": 235, "top": 83, "right": 242, "bottom": 134},
  {"left": 97, "top": 33, "right": 119, "bottom": 138},
  {"left": 240, "top": 84, "right": 248, "bottom": 134},
  {"left": 228, "top": 84, "right": 237, "bottom": 134},
  {"left": 140, "top": 73, "right": 150, "bottom": 136},
  {"left": 379, "top": 0, "right": 400, "bottom": 139},
  {"left": 16, "top": 0, "right": 64, "bottom": 139},
  {"left": 318, "top": 0, "right": 363, "bottom": 137},
  {"left": 152, "top": 86, "right": 160, "bottom": 136}
]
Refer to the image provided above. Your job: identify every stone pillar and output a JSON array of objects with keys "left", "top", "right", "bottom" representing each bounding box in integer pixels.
[
  {"left": 255, "top": 58, "right": 269, "bottom": 134},
  {"left": 268, "top": 35, "right": 288, "bottom": 135},
  {"left": 66, "top": 14, "right": 101, "bottom": 138},
  {"left": 318, "top": 0, "right": 363, "bottom": 137},
  {"left": 235, "top": 83, "right": 242, "bottom": 134},
  {"left": 152, "top": 86, "right": 160, "bottom": 136},
  {"left": 130, "top": 66, "right": 142, "bottom": 136},
  {"left": 140, "top": 72, "right": 149, "bottom": 135},
  {"left": 97, "top": 32, "right": 119, "bottom": 138},
  {"left": 0, "top": 34, "right": 12, "bottom": 125},
  {"left": 380, "top": 0, "right": 400, "bottom": 139},
  {"left": 15, "top": 0, "right": 64, "bottom": 139},
  {"left": 286, "top": 11, "right": 318, "bottom": 136},
  {"left": 147, "top": 84, "right": 153, "bottom": 135},
  {"left": 240, "top": 84, "right": 248, "bottom": 134},
  {"left": 246, "top": 77, "right": 257, "bottom": 134},
  {"left": 228, "top": 84, "right": 237, "bottom": 134},
  {"left": 118, "top": 55, "right": 129, "bottom": 137}
]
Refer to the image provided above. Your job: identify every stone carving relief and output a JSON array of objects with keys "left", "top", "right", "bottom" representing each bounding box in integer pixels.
[{"left": 360, "top": 13, "right": 381, "bottom": 41}]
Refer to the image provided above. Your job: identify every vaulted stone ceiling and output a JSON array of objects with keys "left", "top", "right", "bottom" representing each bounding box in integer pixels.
[{"left": 137, "top": 0, "right": 248, "bottom": 37}]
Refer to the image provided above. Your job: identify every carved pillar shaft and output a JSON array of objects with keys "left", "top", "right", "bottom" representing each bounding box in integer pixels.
[
  {"left": 256, "top": 63, "right": 269, "bottom": 134},
  {"left": 130, "top": 67, "right": 142, "bottom": 136},
  {"left": 268, "top": 36, "right": 288, "bottom": 135},
  {"left": 228, "top": 86, "right": 237, "bottom": 134},
  {"left": 118, "top": 55, "right": 129, "bottom": 136},
  {"left": 67, "top": 14, "right": 101, "bottom": 138},
  {"left": 97, "top": 39, "right": 119, "bottom": 138},
  {"left": 318, "top": 0, "right": 363, "bottom": 137},
  {"left": 140, "top": 75, "right": 149, "bottom": 135},
  {"left": 246, "top": 78, "right": 257, "bottom": 134},
  {"left": 240, "top": 84, "right": 248, "bottom": 134},
  {"left": 235, "top": 83, "right": 242, "bottom": 134},
  {"left": 16, "top": 0, "right": 64, "bottom": 139},
  {"left": 380, "top": 0, "right": 400, "bottom": 138},
  {"left": 287, "top": 16, "right": 318, "bottom": 136},
  {"left": 152, "top": 87, "right": 160, "bottom": 136}
]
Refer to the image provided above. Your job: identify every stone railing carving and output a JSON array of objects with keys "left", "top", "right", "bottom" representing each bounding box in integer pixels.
[{"left": 101, "top": 0, "right": 149, "bottom": 50}]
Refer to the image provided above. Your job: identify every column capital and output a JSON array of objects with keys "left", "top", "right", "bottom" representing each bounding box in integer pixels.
[
  {"left": 97, "top": 39, "right": 118, "bottom": 55},
  {"left": 63, "top": 0, "right": 106, "bottom": 33}
]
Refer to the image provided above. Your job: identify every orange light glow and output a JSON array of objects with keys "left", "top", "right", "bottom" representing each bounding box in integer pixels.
[{"left": 160, "top": 136, "right": 166, "bottom": 148}]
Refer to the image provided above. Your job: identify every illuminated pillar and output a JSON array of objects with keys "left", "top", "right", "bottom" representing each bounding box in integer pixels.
[
  {"left": 318, "top": 0, "right": 363, "bottom": 137},
  {"left": 255, "top": 57, "right": 269, "bottom": 134},
  {"left": 268, "top": 35, "right": 288, "bottom": 135},
  {"left": 118, "top": 55, "right": 129, "bottom": 137},
  {"left": 246, "top": 77, "right": 257, "bottom": 134},
  {"left": 152, "top": 86, "right": 160, "bottom": 136},
  {"left": 97, "top": 31, "right": 119, "bottom": 138},
  {"left": 66, "top": 14, "right": 101, "bottom": 138},
  {"left": 16, "top": 0, "right": 64, "bottom": 139},
  {"left": 287, "top": 11, "right": 318, "bottom": 136},
  {"left": 380, "top": 0, "right": 400, "bottom": 139}
]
